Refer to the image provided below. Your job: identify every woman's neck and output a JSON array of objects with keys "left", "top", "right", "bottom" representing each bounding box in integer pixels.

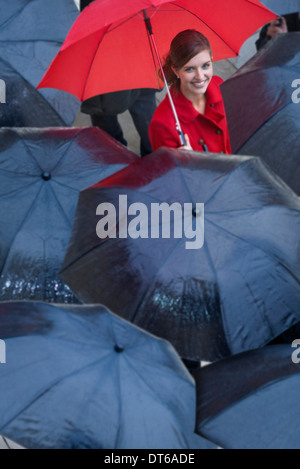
[
  {"left": 192, "top": 94, "right": 207, "bottom": 114},
  {"left": 180, "top": 88, "right": 207, "bottom": 114}
]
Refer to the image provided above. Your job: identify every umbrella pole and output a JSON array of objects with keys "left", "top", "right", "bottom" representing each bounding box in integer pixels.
[{"left": 143, "top": 11, "right": 187, "bottom": 147}]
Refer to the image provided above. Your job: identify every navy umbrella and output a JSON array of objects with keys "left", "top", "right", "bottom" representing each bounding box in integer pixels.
[
  {"left": 60, "top": 147, "right": 300, "bottom": 362},
  {"left": 0, "top": 0, "right": 80, "bottom": 126},
  {"left": 0, "top": 301, "right": 215, "bottom": 450},
  {"left": 195, "top": 344, "right": 300, "bottom": 449},
  {"left": 221, "top": 33, "right": 300, "bottom": 195},
  {"left": 0, "top": 127, "right": 137, "bottom": 303}
]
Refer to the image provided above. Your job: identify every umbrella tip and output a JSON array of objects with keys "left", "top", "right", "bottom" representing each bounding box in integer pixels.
[
  {"left": 42, "top": 172, "right": 52, "bottom": 181},
  {"left": 114, "top": 345, "right": 124, "bottom": 353},
  {"left": 192, "top": 207, "right": 202, "bottom": 217}
]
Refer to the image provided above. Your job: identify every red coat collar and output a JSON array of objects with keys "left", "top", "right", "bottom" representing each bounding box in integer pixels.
[{"left": 170, "top": 76, "right": 225, "bottom": 125}]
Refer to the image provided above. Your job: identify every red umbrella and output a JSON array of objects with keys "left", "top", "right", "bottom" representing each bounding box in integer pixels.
[{"left": 38, "top": 0, "right": 276, "bottom": 144}]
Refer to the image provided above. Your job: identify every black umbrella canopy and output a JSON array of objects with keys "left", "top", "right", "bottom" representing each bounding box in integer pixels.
[
  {"left": 221, "top": 33, "right": 300, "bottom": 195},
  {"left": 195, "top": 344, "right": 300, "bottom": 449},
  {"left": 0, "top": 0, "right": 80, "bottom": 126},
  {"left": 0, "top": 301, "right": 215, "bottom": 450},
  {"left": 0, "top": 127, "right": 137, "bottom": 303},
  {"left": 60, "top": 147, "right": 300, "bottom": 362}
]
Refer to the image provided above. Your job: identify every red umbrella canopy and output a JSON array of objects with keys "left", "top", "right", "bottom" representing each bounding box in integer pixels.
[{"left": 38, "top": 0, "right": 277, "bottom": 101}]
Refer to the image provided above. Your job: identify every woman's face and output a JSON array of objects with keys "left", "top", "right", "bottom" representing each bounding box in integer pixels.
[{"left": 174, "top": 50, "right": 213, "bottom": 101}]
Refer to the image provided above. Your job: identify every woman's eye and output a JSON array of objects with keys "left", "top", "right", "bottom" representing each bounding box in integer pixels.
[{"left": 203, "top": 63, "right": 211, "bottom": 69}]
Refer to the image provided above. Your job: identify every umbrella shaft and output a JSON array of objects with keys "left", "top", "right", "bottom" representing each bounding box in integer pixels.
[{"left": 143, "top": 10, "right": 187, "bottom": 147}]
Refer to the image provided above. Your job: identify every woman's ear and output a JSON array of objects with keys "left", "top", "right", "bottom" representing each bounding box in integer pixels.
[{"left": 171, "top": 65, "right": 179, "bottom": 79}]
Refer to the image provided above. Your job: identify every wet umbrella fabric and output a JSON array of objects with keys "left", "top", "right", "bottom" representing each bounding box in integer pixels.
[
  {"left": 221, "top": 33, "right": 300, "bottom": 195},
  {"left": 37, "top": 0, "right": 276, "bottom": 101},
  {"left": 259, "top": 0, "right": 300, "bottom": 15},
  {"left": 60, "top": 148, "right": 300, "bottom": 362},
  {"left": 0, "top": 127, "right": 137, "bottom": 303},
  {"left": 0, "top": 301, "right": 215, "bottom": 450},
  {"left": 0, "top": 0, "right": 80, "bottom": 126},
  {"left": 195, "top": 344, "right": 300, "bottom": 449}
]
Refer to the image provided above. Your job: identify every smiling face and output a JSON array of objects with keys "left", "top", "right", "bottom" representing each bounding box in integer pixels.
[{"left": 173, "top": 50, "right": 213, "bottom": 102}]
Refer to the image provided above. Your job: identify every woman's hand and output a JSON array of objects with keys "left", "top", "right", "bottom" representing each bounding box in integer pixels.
[
  {"left": 267, "top": 17, "right": 288, "bottom": 38},
  {"left": 179, "top": 134, "right": 193, "bottom": 151}
]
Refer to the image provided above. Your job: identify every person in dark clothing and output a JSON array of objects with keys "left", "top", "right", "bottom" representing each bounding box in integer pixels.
[
  {"left": 79, "top": 0, "right": 157, "bottom": 157},
  {"left": 256, "top": 12, "right": 300, "bottom": 50}
]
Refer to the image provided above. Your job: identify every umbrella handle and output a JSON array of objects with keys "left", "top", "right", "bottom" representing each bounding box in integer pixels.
[{"left": 143, "top": 11, "right": 187, "bottom": 147}]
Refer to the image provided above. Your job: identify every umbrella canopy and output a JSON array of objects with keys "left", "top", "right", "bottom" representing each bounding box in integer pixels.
[
  {"left": 0, "top": 0, "right": 80, "bottom": 126},
  {"left": 221, "top": 33, "right": 300, "bottom": 195},
  {"left": 0, "top": 127, "right": 137, "bottom": 303},
  {"left": 60, "top": 147, "right": 300, "bottom": 362},
  {"left": 259, "top": 0, "right": 300, "bottom": 15},
  {"left": 0, "top": 301, "right": 215, "bottom": 450},
  {"left": 37, "top": 0, "right": 277, "bottom": 101},
  {"left": 195, "top": 344, "right": 300, "bottom": 449}
]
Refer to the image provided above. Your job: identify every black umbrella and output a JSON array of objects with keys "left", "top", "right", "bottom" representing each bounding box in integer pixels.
[
  {"left": 0, "top": 301, "right": 215, "bottom": 450},
  {"left": 0, "top": 127, "right": 137, "bottom": 303},
  {"left": 221, "top": 33, "right": 300, "bottom": 195},
  {"left": 195, "top": 344, "right": 300, "bottom": 449},
  {"left": 0, "top": 0, "right": 80, "bottom": 126},
  {"left": 60, "top": 147, "right": 300, "bottom": 361}
]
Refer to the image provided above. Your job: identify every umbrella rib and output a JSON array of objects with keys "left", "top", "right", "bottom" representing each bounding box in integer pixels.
[
  {"left": 113, "top": 352, "right": 123, "bottom": 449},
  {"left": 200, "top": 220, "right": 280, "bottom": 346},
  {"left": 171, "top": 3, "right": 239, "bottom": 55},
  {"left": 80, "top": 10, "right": 163, "bottom": 99},
  {"left": 5, "top": 132, "right": 44, "bottom": 174},
  {"left": 0, "top": 354, "right": 112, "bottom": 432},
  {"left": 0, "top": 182, "right": 44, "bottom": 274},
  {"left": 81, "top": 28, "right": 110, "bottom": 102},
  {"left": 0, "top": 52, "right": 65, "bottom": 125},
  {"left": 131, "top": 236, "right": 186, "bottom": 323},
  {"left": 43, "top": 131, "right": 81, "bottom": 175},
  {"left": 48, "top": 178, "right": 79, "bottom": 194},
  {"left": 0, "top": 179, "right": 39, "bottom": 198},
  {"left": 61, "top": 185, "right": 187, "bottom": 271},
  {"left": 0, "top": 3, "right": 29, "bottom": 31},
  {"left": 143, "top": 19, "right": 164, "bottom": 90},
  {"left": 103, "top": 12, "right": 145, "bottom": 34},
  {"left": 201, "top": 159, "right": 254, "bottom": 208},
  {"left": 235, "top": 102, "right": 293, "bottom": 151},
  {"left": 206, "top": 214, "right": 300, "bottom": 283},
  {"left": 1, "top": 436, "right": 10, "bottom": 449},
  {"left": 46, "top": 181, "right": 76, "bottom": 229}
]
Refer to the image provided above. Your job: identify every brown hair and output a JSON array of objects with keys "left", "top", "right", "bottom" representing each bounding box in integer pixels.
[{"left": 161, "top": 30, "right": 212, "bottom": 89}]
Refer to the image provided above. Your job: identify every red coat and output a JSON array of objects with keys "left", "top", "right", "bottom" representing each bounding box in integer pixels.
[{"left": 149, "top": 76, "right": 232, "bottom": 154}]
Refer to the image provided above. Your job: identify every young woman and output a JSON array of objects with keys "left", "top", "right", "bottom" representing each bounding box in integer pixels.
[{"left": 148, "top": 30, "right": 232, "bottom": 154}]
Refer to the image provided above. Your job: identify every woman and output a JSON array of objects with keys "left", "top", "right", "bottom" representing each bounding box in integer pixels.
[{"left": 148, "top": 30, "right": 232, "bottom": 154}]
